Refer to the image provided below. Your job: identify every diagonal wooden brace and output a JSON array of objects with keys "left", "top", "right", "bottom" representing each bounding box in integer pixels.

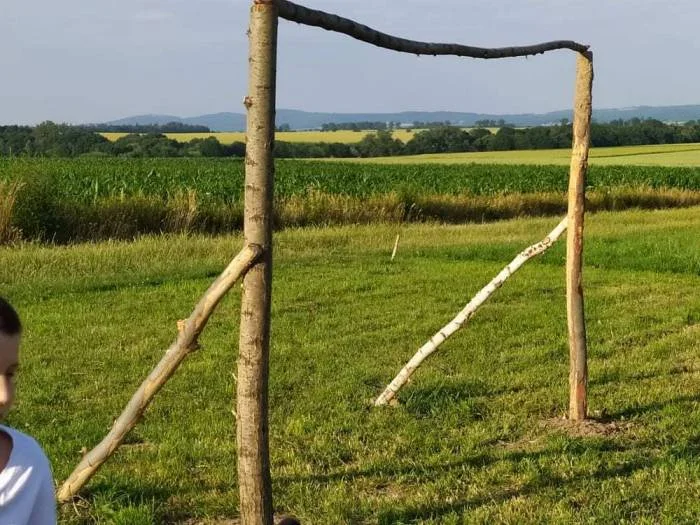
[{"left": 57, "top": 243, "right": 263, "bottom": 502}]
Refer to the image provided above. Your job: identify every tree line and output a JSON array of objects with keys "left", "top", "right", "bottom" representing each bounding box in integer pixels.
[
  {"left": 320, "top": 120, "right": 465, "bottom": 131},
  {"left": 0, "top": 122, "right": 240, "bottom": 158},
  {"left": 85, "top": 122, "right": 211, "bottom": 133},
  {"left": 3, "top": 118, "right": 700, "bottom": 158},
  {"left": 321, "top": 121, "right": 396, "bottom": 131}
]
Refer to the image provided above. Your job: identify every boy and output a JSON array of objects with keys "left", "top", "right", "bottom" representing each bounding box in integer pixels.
[{"left": 0, "top": 297, "right": 56, "bottom": 524}]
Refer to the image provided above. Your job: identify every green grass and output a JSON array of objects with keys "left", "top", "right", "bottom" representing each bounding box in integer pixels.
[
  {"left": 1, "top": 207, "right": 699, "bottom": 523},
  {"left": 352, "top": 143, "right": 700, "bottom": 166}
]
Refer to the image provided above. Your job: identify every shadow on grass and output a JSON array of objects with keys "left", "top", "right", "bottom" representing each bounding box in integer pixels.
[
  {"left": 67, "top": 392, "right": 700, "bottom": 523},
  {"left": 590, "top": 361, "right": 699, "bottom": 389},
  {"left": 57, "top": 479, "right": 179, "bottom": 524},
  {"left": 279, "top": 452, "right": 512, "bottom": 485},
  {"left": 399, "top": 380, "right": 493, "bottom": 420},
  {"left": 279, "top": 416, "right": 670, "bottom": 523},
  {"left": 371, "top": 391, "right": 700, "bottom": 523},
  {"left": 589, "top": 369, "right": 660, "bottom": 387},
  {"left": 375, "top": 451, "right": 653, "bottom": 524},
  {"left": 81, "top": 478, "right": 171, "bottom": 502},
  {"left": 606, "top": 393, "right": 700, "bottom": 420}
]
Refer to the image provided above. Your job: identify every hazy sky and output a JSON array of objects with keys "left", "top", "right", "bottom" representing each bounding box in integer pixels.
[{"left": 2, "top": 0, "right": 699, "bottom": 124}]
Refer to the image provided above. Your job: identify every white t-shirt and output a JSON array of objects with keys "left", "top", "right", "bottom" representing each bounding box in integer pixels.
[{"left": 0, "top": 425, "right": 56, "bottom": 524}]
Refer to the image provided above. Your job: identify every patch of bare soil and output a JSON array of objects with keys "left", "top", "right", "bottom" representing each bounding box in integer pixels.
[{"left": 540, "top": 416, "right": 633, "bottom": 437}]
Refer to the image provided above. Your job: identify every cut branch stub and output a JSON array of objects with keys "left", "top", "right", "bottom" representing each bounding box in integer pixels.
[
  {"left": 375, "top": 218, "right": 568, "bottom": 406},
  {"left": 56, "top": 244, "right": 262, "bottom": 503}
]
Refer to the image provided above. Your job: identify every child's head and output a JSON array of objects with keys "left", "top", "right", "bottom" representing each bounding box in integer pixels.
[{"left": 0, "top": 297, "right": 20, "bottom": 419}]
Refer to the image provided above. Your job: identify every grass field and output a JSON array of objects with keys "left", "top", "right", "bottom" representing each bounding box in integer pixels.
[
  {"left": 2, "top": 207, "right": 699, "bottom": 523},
  {"left": 353, "top": 143, "right": 700, "bottom": 167},
  {"left": 100, "top": 129, "right": 418, "bottom": 144}
]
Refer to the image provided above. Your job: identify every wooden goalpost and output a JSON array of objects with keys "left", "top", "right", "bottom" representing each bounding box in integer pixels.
[{"left": 57, "top": 2, "right": 594, "bottom": 524}]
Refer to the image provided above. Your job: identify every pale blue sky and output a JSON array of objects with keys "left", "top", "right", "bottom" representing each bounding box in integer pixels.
[{"left": 2, "top": 0, "right": 699, "bottom": 124}]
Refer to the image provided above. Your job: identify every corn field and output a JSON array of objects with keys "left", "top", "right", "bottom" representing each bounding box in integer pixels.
[{"left": 0, "top": 158, "right": 698, "bottom": 243}]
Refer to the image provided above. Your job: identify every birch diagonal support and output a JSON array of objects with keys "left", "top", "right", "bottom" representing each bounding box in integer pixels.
[{"left": 375, "top": 218, "right": 569, "bottom": 406}]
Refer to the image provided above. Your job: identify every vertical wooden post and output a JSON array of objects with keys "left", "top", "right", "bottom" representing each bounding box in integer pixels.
[
  {"left": 567, "top": 52, "right": 593, "bottom": 421},
  {"left": 238, "top": 1, "right": 277, "bottom": 524}
]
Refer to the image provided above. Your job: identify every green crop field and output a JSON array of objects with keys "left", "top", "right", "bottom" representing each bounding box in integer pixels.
[
  {"left": 349, "top": 143, "right": 700, "bottom": 166},
  {"left": 3, "top": 157, "right": 699, "bottom": 201},
  {"left": 1, "top": 157, "right": 698, "bottom": 243},
  {"left": 2, "top": 207, "right": 699, "bottom": 523}
]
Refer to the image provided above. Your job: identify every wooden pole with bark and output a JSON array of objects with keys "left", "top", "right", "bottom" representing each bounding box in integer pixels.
[
  {"left": 237, "top": 2, "right": 278, "bottom": 524},
  {"left": 56, "top": 244, "right": 262, "bottom": 502},
  {"left": 375, "top": 217, "right": 569, "bottom": 406},
  {"left": 567, "top": 52, "right": 594, "bottom": 421}
]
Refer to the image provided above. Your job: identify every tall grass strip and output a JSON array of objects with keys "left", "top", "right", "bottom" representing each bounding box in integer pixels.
[{"left": 0, "top": 180, "right": 22, "bottom": 244}]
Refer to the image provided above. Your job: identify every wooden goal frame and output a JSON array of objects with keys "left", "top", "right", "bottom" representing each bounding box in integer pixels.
[{"left": 58, "top": 3, "right": 593, "bottom": 524}]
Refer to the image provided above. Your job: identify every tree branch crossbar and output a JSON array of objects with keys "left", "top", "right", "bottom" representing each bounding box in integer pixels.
[{"left": 277, "top": 0, "right": 589, "bottom": 59}]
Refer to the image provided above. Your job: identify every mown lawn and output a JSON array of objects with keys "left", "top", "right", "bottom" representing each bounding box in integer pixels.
[{"left": 1, "top": 207, "right": 698, "bottom": 524}]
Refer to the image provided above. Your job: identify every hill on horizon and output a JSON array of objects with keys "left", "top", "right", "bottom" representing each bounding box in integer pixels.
[{"left": 102, "top": 105, "right": 700, "bottom": 132}]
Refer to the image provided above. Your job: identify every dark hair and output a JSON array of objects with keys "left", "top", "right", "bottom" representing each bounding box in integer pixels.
[{"left": 0, "top": 297, "right": 21, "bottom": 336}]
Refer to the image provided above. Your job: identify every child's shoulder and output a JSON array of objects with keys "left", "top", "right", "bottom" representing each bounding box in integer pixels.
[{"left": 0, "top": 425, "right": 51, "bottom": 470}]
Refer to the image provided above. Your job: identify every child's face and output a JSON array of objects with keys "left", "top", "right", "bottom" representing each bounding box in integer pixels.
[{"left": 0, "top": 333, "right": 19, "bottom": 419}]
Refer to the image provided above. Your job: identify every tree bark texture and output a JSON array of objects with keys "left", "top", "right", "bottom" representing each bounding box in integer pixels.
[
  {"left": 237, "top": 2, "right": 278, "bottom": 524},
  {"left": 57, "top": 244, "right": 262, "bottom": 502},
  {"left": 375, "top": 217, "right": 569, "bottom": 406},
  {"left": 567, "top": 52, "right": 594, "bottom": 421},
  {"left": 277, "top": 0, "right": 588, "bottom": 58}
]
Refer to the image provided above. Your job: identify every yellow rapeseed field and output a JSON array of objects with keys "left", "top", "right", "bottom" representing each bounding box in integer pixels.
[
  {"left": 100, "top": 129, "right": 417, "bottom": 144},
  {"left": 347, "top": 143, "right": 700, "bottom": 166}
]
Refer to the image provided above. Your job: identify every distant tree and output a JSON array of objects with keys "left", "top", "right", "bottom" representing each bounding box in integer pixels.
[
  {"left": 225, "top": 141, "right": 247, "bottom": 157},
  {"left": 111, "top": 133, "right": 182, "bottom": 157},
  {"left": 192, "top": 137, "right": 225, "bottom": 157},
  {"left": 32, "top": 121, "right": 110, "bottom": 157},
  {"left": 492, "top": 127, "right": 516, "bottom": 150},
  {"left": 405, "top": 126, "right": 473, "bottom": 154},
  {"left": 0, "top": 126, "right": 33, "bottom": 156},
  {"left": 356, "top": 130, "right": 404, "bottom": 157},
  {"left": 469, "top": 128, "right": 492, "bottom": 139}
]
